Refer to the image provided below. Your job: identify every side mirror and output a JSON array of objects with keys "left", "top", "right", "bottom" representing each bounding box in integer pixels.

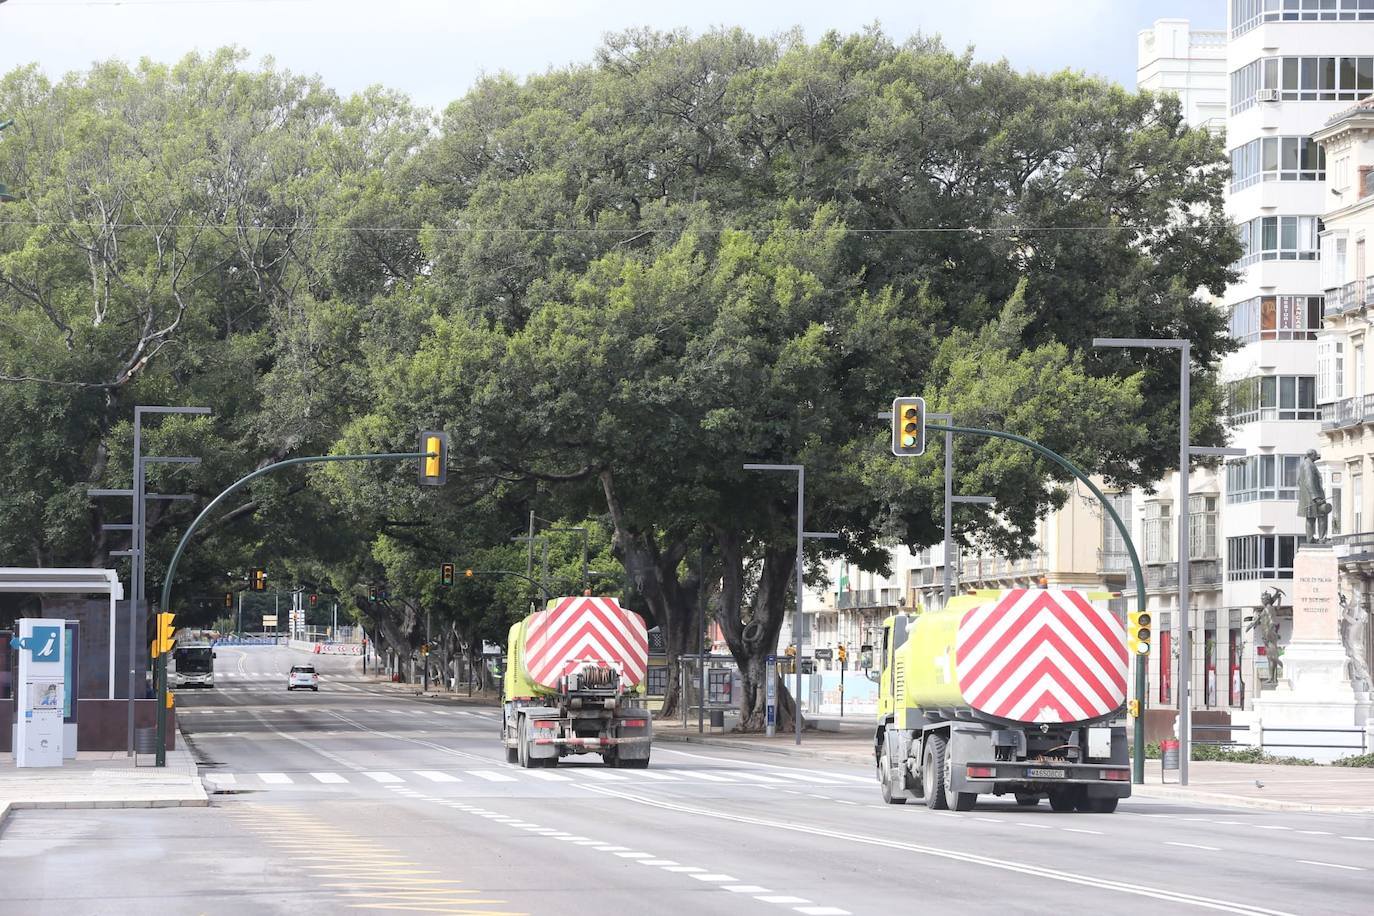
[
  {"left": 212, "top": 652, "right": 218, "bottom": 659},
  {"left": 865, "top": 669, "right": 881, "bottom": 684}
]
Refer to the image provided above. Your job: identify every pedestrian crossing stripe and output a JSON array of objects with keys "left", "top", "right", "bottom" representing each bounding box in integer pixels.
[{"left": 206, "top": 767, "right": 870, "bottom": 788}]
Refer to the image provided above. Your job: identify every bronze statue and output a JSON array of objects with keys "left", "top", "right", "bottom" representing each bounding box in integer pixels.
[
  {"left": 1339, "top": 592, "right": 1372, "bottom": 694},
  {"left": 1249, "top": 587, "right": 1284, "bottom": 687},
  {"left": 1297, "top": 450, "right": 1331, "bottom": 542}
]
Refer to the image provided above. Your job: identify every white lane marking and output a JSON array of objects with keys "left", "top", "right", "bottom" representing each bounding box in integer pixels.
[
  {"left": 525, "top": 771, "right": 572, "bottom": 781},
  {"left": 795, "top": 908, "right": 851, "bottom": 916},
  {"left": 615, "top": 852, "right": 653, "bottom": 859},
  {"left": 363, "top": 772, "right": 403, "bottom": 784},
  {"left": 578, "top": 770, "right": 629, "bottom": 781},
  {"left": 639, "top": 859, "right": 678, "bottom": 866},
  {"left": 975, "top": 817, "right": 1000, "bottom": 823},
  {"left": 629, "top": 770, "right": 680, "bottom": 781},
  {"left": 414, "top": 771, "right": 460, "bottom": 783},
  {"left": 556, "top": 837, "right": 591, "bottom": 842},
  {"left": 1297, "top": 831, "right": 1330, "bottom": 836},
  {"left": 729, "top": 772, "right": 788, "bottom": 784},
  {"left": 1167, "top": 842, "right": 1220, "bottom": 852},
  {"left": 667, "top": 769, "right": 735, "bottom": 782},
  {"left": 690, "top": 874, "right": 738, "bottom": 882},
  {"left": 756, "top": 897, "right": 811, "bottom": 905},
  {"left": 1298, "top": 860, "right": 1363, "bottom": 871},
  {"left": 1254, "top": 826, "right": 1291, "bottom": 831},
  {"left": 468, "top": 771, "right": 516, "bottom": 782},
  {"left": 257, "top": 773, "right": 292, "bottom": 784},
  {"left": 766, "top": 770, "right": 842, "bottom": 784},
  {"left": 593, "top": 846, "right": 630, "bottom": 852},
  {"left": 1341, "top": 836, "right": 1374, "bottom": 842},
  {"left": 205, "top": 773, "right": 236, "bottom": 785},
  {"left": 1017, "top": 823, "right": 1053, "bottom": 830},
  {"left": 723, "top": 885, "right": 772, "bottom": 893},
  {"left": 1063, "top": 828, "right": 1104, "bottom": 836},
  {"left": 661, "top": 866, "right": 705, "bottom": 873},
  {"left": 310, "top": 772, "right": 348, "bottom": 784},
  {"left": 576, "top": 783, "right": 1297, "bottom": 916}
]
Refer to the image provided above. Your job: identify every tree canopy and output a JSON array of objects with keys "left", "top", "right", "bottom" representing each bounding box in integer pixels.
[{"left": 0, "top": 29, "right": 1239, "bottom": 722}]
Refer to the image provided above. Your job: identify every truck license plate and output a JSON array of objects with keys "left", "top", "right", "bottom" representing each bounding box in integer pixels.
[{"left": 1027, "top": 767, "right": 1066, "bottom": 779}]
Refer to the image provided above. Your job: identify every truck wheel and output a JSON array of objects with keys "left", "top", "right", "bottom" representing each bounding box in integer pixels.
[
  {"left": 1014, "top": 793, "right": 1040, "bottom": 807},
  {"left": 505, "top": 744, "right": 518, "bottom": 764},
  {"left": 878, "top": 754, "right": 906, "bottom": 805},
  {"left": 1048, "top": 787, "right": 1082, "bottom": 812},
  {"left": 1079, "top": 795, "right": 1118, "bottom": 814},
  {"left": 942, "top": 740, "right": 976, "bottom": 811},
  {"left": 923, "top": 736, "right": 949, "bottom": 811},
  {"left": 517, "top": 716, "right": 533, "bottom": 768}
]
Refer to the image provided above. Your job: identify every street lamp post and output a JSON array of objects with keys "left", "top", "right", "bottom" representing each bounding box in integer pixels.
[
  {"left": 743, "top": 463, "right": 838, "bottom": 746},
  {"left": 1093, "top": 338, "right": 1244, "bottom": 786}
]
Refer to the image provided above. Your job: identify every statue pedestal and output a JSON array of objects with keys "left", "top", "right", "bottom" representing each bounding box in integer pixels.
[{"left": 1253, "top": 546, "right": 1372, "bottom": 763}]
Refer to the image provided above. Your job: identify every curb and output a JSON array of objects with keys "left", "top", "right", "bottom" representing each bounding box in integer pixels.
[
  {"left": 1132, "top": 784, "right": 1374, "bottom": 815},
  {"left": 656, "top": 733, "right": 871, "bottom": 766}
]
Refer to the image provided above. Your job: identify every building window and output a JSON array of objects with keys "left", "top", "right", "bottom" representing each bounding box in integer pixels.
[
  {"left": 1329, "top": 469, "right": 1343, "bottom": 536},
  {"left": 1317, "top": 338, "right": 1345, "bottom": 402},
  {"left": 1233, "top": 0, "right": 1374, "bottom": 37},
  {"left": 1226, "top": 455, "right": 1303, "bottom": 503},
  {"left": 1353, "top": 470, "right": 1364, "bottom": 533},
  {"left": 1231, "top": 55, "right": 1374, "bottom": 112},
  {"left": 1189, "top": 495, "right": 1219, "bottom": 559},
  {"left": 1225, "top": 375, "right": 1318, "bottom": 425},
  {"left": 1236, "top": 216, "right": 1322, "bottom": 267},
  {"left": 1226, "top": 534, "right": 1298, "bottom": 581},
  {"left": 1230, "top": 137, "right": 1326, "bottom": 192},
  {"left": 1228, "top": 295, "right": 1323, "bottom": 342},
  {"left": 1143, "top": 502, "right": 1172, "bottom": 565}
]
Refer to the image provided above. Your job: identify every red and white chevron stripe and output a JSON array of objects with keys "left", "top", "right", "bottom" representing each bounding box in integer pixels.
[
  {"left": 954, "top": 589, "right": 1127, "bottom": 724},
  {"left": 523, "top": 596, "right": 649, "bottom": 691}
]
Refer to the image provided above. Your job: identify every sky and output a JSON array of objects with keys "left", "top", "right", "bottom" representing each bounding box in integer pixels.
[{"left": 0, "top": 0, "right": 1226, "bottom": 112}]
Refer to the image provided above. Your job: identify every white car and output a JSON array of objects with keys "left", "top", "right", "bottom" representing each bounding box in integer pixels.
[{"left": 287, "top": 665, "right": 319, "bottom": 691}]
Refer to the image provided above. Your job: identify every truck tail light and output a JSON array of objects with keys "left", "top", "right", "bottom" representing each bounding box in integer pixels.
[
  {"left": 966, "top": 766, "right": 996, "bottom": 778},
  {"left": 619, "top": 719, "right": 647, "bottom": 728},
  {"left": 1101, "top": 769, "right": 1130, "bottom": 781}
]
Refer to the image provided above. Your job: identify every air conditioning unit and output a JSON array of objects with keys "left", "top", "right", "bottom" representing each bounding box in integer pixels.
[{"left": 1256, "top": 88, "right": 1280, "bottom": 102}]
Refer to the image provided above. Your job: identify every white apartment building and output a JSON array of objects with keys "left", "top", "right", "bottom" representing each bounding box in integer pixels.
[{"left": 1222, "top": 0, "right": 1374, "bottom": 711}]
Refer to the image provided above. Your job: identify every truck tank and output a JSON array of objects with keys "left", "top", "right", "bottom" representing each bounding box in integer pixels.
[
  {"left": 506, "top": 596, "right": 649, "bottom": 699},
  {"left": 901, "top": 587, "right": 1127, "bottom": 725}
]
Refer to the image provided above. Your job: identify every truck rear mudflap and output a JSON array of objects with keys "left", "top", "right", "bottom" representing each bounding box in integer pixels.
[{"left": 961, "top": 760, "right": 1131, "bottom": 796}]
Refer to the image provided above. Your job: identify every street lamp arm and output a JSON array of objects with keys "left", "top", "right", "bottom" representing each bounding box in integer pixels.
[{"left": 466, "top": 569, "right": 553, "bottom": 601}]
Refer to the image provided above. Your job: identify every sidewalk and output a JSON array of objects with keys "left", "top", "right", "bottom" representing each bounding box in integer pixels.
[
  {"left": 0, "top": 734, "right": 208, "bottom": 829},
  {"left": 655, "top": 726, "right": 1374, "bottom": 813}
]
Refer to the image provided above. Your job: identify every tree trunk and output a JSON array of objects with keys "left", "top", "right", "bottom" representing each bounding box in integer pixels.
[
  {"left": 716, "top": 527, "right": 803, "bottom": 733},
  {"left": 599, "top": 469, "right": 699, "bottom": 719}
]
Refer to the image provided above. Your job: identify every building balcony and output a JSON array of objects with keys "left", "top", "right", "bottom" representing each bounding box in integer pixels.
[
  {"left": 1324, "top": 278, "right": 1374, "bottom": 318},
  {"left": 835, "top": 589, "right": 901, "bottom": 611},
  {"left": 1125, "top": 559, "right": 1222, "bottom": 594},
  {"left": 1320, "top": 393, "right": 1374, "bottom": 430},
  {"left": 1097, "top": 549, "right": 1132, "bottom": 575}
]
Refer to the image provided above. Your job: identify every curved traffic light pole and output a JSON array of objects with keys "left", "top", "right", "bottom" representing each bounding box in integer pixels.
[
  {"left": 153, "top": 450, "right": 434, "bottom": 766},
  {"left": 927, "top": 423, "right": 1148, "bottom": 785}
]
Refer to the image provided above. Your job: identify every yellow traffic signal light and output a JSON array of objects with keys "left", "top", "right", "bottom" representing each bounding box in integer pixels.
[
  {"left": 1127, "top": 698, "right": 1140, "bottom": 718},
  {"left": 224, "top": 592, "right": 233, "bottom": 608},
  {"left": 419, "top": 431, "right": 448, "bottom": 486},
  {"left": 153, "top": 612, "right": 177, "bottom": 656},
  {"left": 891, "top": 396, "right": 926, "bottom": 457},
  {"left": 440, "top": 563, "right": 455, "bottom": 587},
  {"left": 1126, "top": 610, "right": 1152, "bottom": 656},
  {"left": 251, "top": 568, "right": 267, "bottom": 591},
  {"left": 465, "top": 568, "right": 474, "bottom": 578}
]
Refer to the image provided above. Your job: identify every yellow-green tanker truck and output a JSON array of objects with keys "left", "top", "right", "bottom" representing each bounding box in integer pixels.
[{"left": 873, "top": 587, "right": 1132, "bottom": 812}]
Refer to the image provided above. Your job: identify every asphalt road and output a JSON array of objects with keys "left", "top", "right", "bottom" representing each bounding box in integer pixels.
[{"left": 2, "top": 644, "right": 1372, "bottom": 915}]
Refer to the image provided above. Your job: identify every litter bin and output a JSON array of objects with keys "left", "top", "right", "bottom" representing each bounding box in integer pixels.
[
  {"left": 133, "top": 727, "right": 159, "bottom": 766},
  {"left": 1160, "top": 738, "right": 1180, "bottom": 783}
]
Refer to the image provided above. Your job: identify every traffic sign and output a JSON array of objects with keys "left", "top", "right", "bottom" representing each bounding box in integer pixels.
[{"left": 814, "top": 647, "right": 833, "bottom": 660}]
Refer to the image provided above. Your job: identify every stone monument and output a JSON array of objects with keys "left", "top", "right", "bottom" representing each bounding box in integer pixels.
[{"left": 1254, "top": 543, "right": 1372, "bottom": 763}]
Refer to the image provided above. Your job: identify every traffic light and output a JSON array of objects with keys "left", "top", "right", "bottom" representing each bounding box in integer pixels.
[
  {"left": 464, "top": 569, "right": 474, "bottom": 579},
  {"left": 784, "top": 645, "right": 797, "bottom": 658},
  {"left": 440, "top": 563, "right": 455, "bottom": 587},
  {"left": 1126, "top": 610, "right": 1152, "bottom": 656},
  {"left": 250, "top": 568, "right": 267, "bottom": 591},
  {"left": 309, "top": 593, "right": 318, "bottom": 607},
  {"left": 224, "top": 592, "right": 233, "bottom": 608},
  {"left": 1127, "top": 697, "right": 1140, "bottom": 718},
  {"left": 419, "top": 430, "right": 448, "bottom": 486},
  {"left": 153, "top": 612, "right": 177, "bottom": 656},
  {"left": 891, "top": 396, "right": 926, "bottom": 457},
  {"left": 837, "top": 643, "right": 848, "bottom": 664}
]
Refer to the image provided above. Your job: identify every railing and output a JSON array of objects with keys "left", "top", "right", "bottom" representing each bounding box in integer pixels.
[
  {"left": 1097, "top": 549, "right": 1131, "bottom": 573},
  {"left": 1139, "top": 559, "right": 1222, "bottom": 590},
  {"left": 1321, "top": 393, "right": 1374, "bottom": 430},
  {"left": 1261, "top": 726, "right": 1368, "bottom": 755},
  {"left": 1330, "top": 530, "right": 1374, "bottom": 557},
  {"left": 836, "top": 589, "right": 896, "bottom": 610}
]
